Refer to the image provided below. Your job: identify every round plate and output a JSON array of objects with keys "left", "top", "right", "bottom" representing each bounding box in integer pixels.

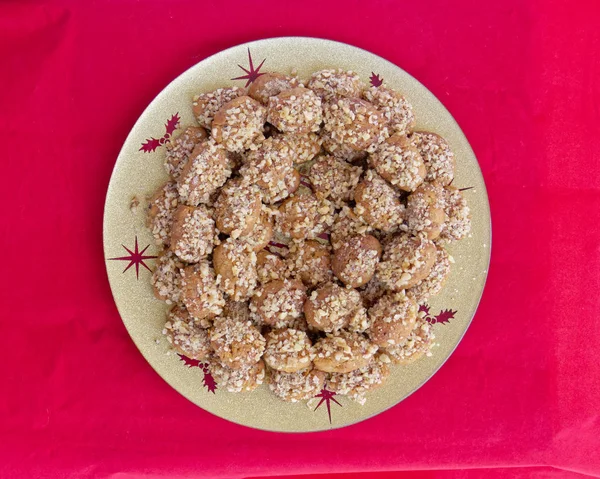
[{"left": 103, "top": 37, "right": 491, "bottom": 432}]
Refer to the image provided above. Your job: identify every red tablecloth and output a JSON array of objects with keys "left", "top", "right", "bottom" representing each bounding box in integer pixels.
[{"left": 2, "top": 0, "right": 599, "bottom": 478}]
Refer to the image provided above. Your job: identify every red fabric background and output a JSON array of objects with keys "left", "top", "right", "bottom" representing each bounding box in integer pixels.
[{"left": 1, "top": 0, "right": 599, "bottom": 478}]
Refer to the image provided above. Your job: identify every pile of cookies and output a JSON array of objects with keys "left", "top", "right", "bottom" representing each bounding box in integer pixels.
[{"left": 146, "top": 69, "right": 471, "bottom": 404}]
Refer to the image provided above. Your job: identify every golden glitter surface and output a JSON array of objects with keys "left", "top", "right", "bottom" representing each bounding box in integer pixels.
[{"left": 103, "top": 37, "right": 491, "bottom": 432}]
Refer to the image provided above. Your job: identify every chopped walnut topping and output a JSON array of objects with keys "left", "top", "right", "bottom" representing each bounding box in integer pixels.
[
  {"left": 363, "top": 86, "right": 415, "bottom": 135},
  {"left": 151, "top": 250, "right": 184, "bottom": 304},
  {"left": 287, "top": 240, "right": 333, "bottom": 287},
  {"left": 332, "top": 235, "right": 382, "bottom": 288},
  {"left": 267, "top": 87, "right": 322, "bottom": 134},
  {"left": 304, "top": 282, "right": 364, "bottom": 333},
  {"left": 411, "top": 131, "right": 455, "bottom": 186},
  {"left": 406, "top": 182, "right": 447, "bottom": 240},
  {"left": 367, "top": 291, "right": 418, "bottom": 347},
  {"left": 323, "top": 98, "right": 388, "bottom": 153},
  {"left": 354, "top": 170, "right": 405, "bottom": 233},
  {"left": 248, "top": 72, "right": 300, "bottom": 104},
  {"left": 256, "top": 250, "right": 288, "bottom": 284},
  {"left": 180, "top": 262, "right": 225, "bottom": 321},
  {"left": 328, "top": 355, "right": 390, "bottom": 404},
  {"left": 210, "top": 358, "right": 265, "bottom": 393},
  {"left": 268, "top": 367, "right": 326, "bottom": 402},
  {"left": 383, "top": 316, "right": 436, "bottom": 364},
  {"left": 214, "top": 178, "right": 262, "bottom": 239},
  {"left": 163, "top": 305, "right": 212, "bottom": 359},
  {"left": 193, "top": 87, "right": 245, "bottom": 129},
  {"left": 177, "top": 139, "right": 231, "bottom": 206},
  {"left": 313, "top": 330, "right": 378, "bottom": 373},
  {"left": 249, "top": 279, "right": 307, "bottom": 328},
  {"left": 165, "top": 126, "right": 208, "bottom": 179},
  {"left": 170, "top": 205, "right": 217, "bottom": 263},
  {"left": 263, "top": 328, "right": 314, "bottom": 372},
  {"left": 407, "top": 246, "right": 452, "bottom": 302},
  {"left": 308, "top": 69, "right": 365, "bottom": 101},
  {"left": 212, "top": 96, "right": 266, "bottom": 152},
  {"left": 209, "top": 317, "right": 265, "bottom": 369},
  {"left": 276, "top": 192, "right": 334, "bottom": 240},
  {"left": 213, "top": 239, "right": 258, "bottom": 301},
  {"left": 330, "top": 206, "right": 374, "bottom": 251},
  {"left": 146, "top": 181, "right": 179, "bottom": 246},
  {"left": 440, "top": 186, "right": 471, "bottom": 242},
  {"left": 376, "top": 233, "right": 437, "bottom": 290},
  {"left": 309, "top": 154, "right": 363, "bottom": 207},
  {"left": 369, "top": 134, "right": 426, "bottom": 192}
]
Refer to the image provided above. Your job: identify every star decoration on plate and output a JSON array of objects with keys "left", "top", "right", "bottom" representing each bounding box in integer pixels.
[
  {"left": 419, "top": 304, "right": 457, "bottom": 325},
  {"left": 108, "top": 236, "right": 157, "bottom": 279},
  {"left": 232, "top": 48, "right": 266, "bottom": 87},
  {"left": 313, "top": 386, "right": 342, "bottom": 424},
  {"left": 369, "top": 72, "right": 383, "bottom": 87},
  {"left": 140, "top": 113, "right": 180, "bottom": 153}
]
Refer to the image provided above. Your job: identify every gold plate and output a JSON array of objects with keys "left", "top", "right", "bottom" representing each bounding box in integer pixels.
[{"left": 103, "top": 37, "right": 491, "bottom": 432}]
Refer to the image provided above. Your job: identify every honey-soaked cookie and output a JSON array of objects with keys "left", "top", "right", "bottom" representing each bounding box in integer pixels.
[
  {"left": 211, "top": 96, "right": 266, "bottom": 153},
  {"left": 411, "top": 131, "right": 455, "bottom": 186},
  {"left": 282, "top": 132, "right": 322, "bottom": 164},
  {"left": 287, "top": 240, "right": 333, "bottom": 288},
  {"left": 406, "top": 182, "right": 446, "bottom": 240},
  {"left": 152, "top": 250, "right": 184, "bottom": 304},
  {"left": 170, "top": 205, "right": 216, "bottom": 263},
  {"left": 180, "top": 261, "right": 225, "bottom": 321},
  {"left": 164, "top": 126, "right": 208, "bottom": 180},
  {"left": 367, "top": 291, "right": 418, "bottom": 347},
  {"left": 330, "top": 206, "right": 374, "bottom": 251},
  {"left": 309, "top": 154, "right": 363, "bottom": 206},
  {"left": 222, "top": 299, "right": 251, "bottom": 323},
  {"left": 248, "top": 72, "right": 299, "bottom": 104},
  {"left": 267, "top": 87, "right": 322, "bottom": 134},
  {"left": 383, "top": 316, "right": 435, "bottom": 365},
  {"left": 308, "top": 69, "right": 365, "bottom": 101},
  {"left": 213, "top": 238, "right": 258, "bottom": 301},
  {"left": 354, "top": 170, "right": 405, "bottom": 233},
  {"left": 268, "top": 367, "right": 326, "bottom": 402},
  {"left": 263, "top": 328, "right": 314, "bottom": 372},
  {"left": 407, "top": 246, "right": 452, "bottom": 303},
  {"left": 209, "top": 317, "right": 265, "bottom": 369},
  {"left": 249, "top": 279, "right": 307, "bottom": 328},
  {"left": 240, "top": 136, "right": 300, "bottom": 204},
  {"left": 193, "top": 86, "right": 245, "bottom": 129},
  {"left": 214, "top": 178, "right": 262, "bottom": 239},
  {"left": 363, "top": 86, "right": 415, "bottom": 136},
  {"left": 313, "top": 330, "right": 378, "bottom": 373},
  {"left": 210, "top": 358, "right": 266, "bottom": 393},
  {"left": 304, "top": 282, "right": 364, "bottom": 333},
  {"left": 256, "top": 250, "right": 287, "bottom": 284},
  {"left": 327, "top": 354, "right": 391, "bottom": 404},
  {"left": 323, "top": 98, "right": 388, "bottom": 153},
  {"left": 146, "top": 181, "right": 179, "bottom": 246},
  {"left": 358, "top": 276, "right": 387, "bottom": 309},
  {"left": 240, "top": 210, "right": 274, "bottom": 252},
  {"left": 332, "top": 234, "right": 382, "bottom": 288},
  {"left": 163, "top": 305, "right": 212, "bottom": 359},
  {"left": 369, "top": 134, "right": 426, "bottom": 192},
  {"left": 321, "top": 130, "right": 369, "bottom": 164},
  {"left": 440, "top": 186, "right": 471, "bottom": 242},
  {"left": 276, "top": 192, "right": 334, "bottom": 240},
  {"left": 376, "top": 233, "right": 436, "bottom": 290},
  {"left": 177, "top": 139, "right": 231, "bottom": 206}
]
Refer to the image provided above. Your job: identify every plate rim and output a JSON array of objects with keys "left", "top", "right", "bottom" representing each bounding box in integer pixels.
[{"left": 103, "top": 35, "right": 492, "bottom": 433}]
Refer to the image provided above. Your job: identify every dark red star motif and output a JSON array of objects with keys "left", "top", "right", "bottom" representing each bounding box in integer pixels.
[
  {"left": 313, "top": 387, "right": 342, "bottom": 424},
  {"left": 108, "top": 236, "right": 157, "bottom": 279},
  {"left": 369, "top": 72, "right": 383, "bottom": 87},
  {"left": 231, "top": 48, "right": 266, "bottom": 87}
]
